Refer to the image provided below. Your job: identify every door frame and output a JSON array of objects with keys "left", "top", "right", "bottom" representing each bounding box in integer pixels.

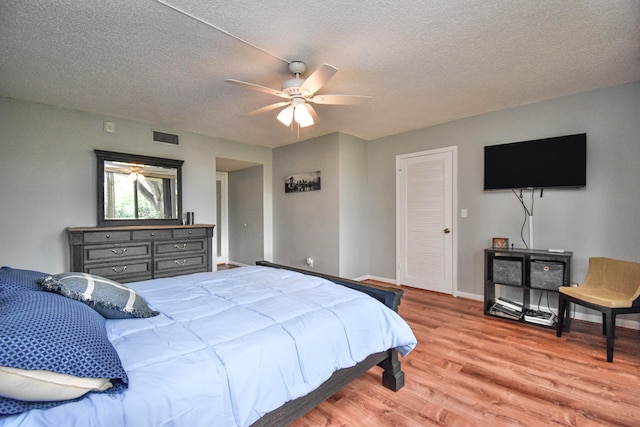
[
  {"left": 395, "top": 146, "right": 458, "bottom": 295},
  {"left": 216, "top": 172, "right": 229, "bottom": 265}
]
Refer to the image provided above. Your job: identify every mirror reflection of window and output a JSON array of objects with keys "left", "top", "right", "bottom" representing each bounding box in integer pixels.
[
  {"left": 104, "top": 160, "right": 178, "bottom": 220},
  {"left": 96, "top": 150, "right": 183, "bottom": 226}
]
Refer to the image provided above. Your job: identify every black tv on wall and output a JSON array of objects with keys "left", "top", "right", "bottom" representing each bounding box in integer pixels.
[{"left": 484, "top": 133, "right": 586, "bottom": 190}]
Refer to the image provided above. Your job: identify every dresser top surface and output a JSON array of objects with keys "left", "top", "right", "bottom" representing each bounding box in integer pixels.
[{"left": 68, "top": 224, "right": 215, "bottom": 232}]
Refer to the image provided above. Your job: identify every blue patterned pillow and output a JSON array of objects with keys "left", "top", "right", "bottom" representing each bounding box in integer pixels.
[
  {"left": 40, "top": 272, "right": 159, "bottom": 319},
  {"left": 0, "top": 266, "right": 48, "bottom": 293},
  {"left": 0, "top": 290, "right": 128, "bottom": 415}
]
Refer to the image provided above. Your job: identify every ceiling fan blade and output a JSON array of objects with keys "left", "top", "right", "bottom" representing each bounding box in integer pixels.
[
  {"left": 224, "top": 79, "right": 289, "bottom": 99},
  {"left": 247, "top": 101, "right": 291, "bottom": 116},
  {"left": 299, "top": 64, "right": 337, "bottom": 96},
  {"left": 308, "top": 94, "right": 372, "bottom": 105}
]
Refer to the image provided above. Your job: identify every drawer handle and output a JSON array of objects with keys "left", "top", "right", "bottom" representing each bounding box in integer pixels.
[
  {"left": 111, "top": 266, "right": 127, "bottom": 273},
  {"left": 175, "top": 259, "right": 187, "bottom": 266},
  {"left": 175, "top": 244, "right": 187, "bottom": 250},
  {"left": 105, "top": 234, "right": 110, "bottom": 239},
  {"left": 150, "top": 233, "right": 155, "bottom": 237},
  {"left": 111, "top": 248, "right": 128, "bottom": 255}
]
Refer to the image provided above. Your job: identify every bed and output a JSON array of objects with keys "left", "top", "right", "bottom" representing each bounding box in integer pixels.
[{"left": 0, "top": 261, "right": 416, "bottom": 426}]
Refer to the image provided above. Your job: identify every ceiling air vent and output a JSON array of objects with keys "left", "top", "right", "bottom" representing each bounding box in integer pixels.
[{"left": 153, "top": 131, "right": 179, "bottom": 145}]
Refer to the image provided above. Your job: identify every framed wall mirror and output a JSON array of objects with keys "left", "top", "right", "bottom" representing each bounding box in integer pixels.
[{"left": 96, "top": 150, "right": 184, "bottom": 226}]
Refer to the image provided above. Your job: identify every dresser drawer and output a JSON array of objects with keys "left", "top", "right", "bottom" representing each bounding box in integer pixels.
[
  {"left": 83, "top": 230, "right": 131, "bottom": 243},
  {"left": 173, "top": 228, "right": 207, "bottom": 238},
  {"left": 132, "top": 229, "right": 172, "bottom": 240},
  {"left": 155, "top": 240, "right": 205, "bottom": 255},
  {"left": 85, "top": 260, "right": 152, "bottom": 281},
  {"left": 85, "top": 243, "right": 151, "bottom": 261},
  {"left": 155, "top": 254, "right": 206, "bottom": 273}
]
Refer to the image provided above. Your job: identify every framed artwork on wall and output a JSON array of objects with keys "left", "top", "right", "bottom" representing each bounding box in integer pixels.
[{"left": 285, "top": 171, "right": 321, "bottom": 193}]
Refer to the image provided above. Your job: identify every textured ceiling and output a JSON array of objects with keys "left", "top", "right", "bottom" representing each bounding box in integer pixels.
[{"left": 1, "top": 1, "right": 638, "bottom": 148}]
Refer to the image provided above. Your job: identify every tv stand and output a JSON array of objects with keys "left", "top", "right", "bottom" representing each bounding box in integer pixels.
[{"left": 484, "top": 248, "right": 572, "bottom": 328}]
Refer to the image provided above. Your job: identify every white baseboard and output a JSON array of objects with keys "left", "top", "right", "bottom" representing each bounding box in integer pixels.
[
  {"left": 355, "top": 279, "right": 485, "bottom": 303},
  {"left": 454, "top": 291, "right": 484, "bottom": 301},
  {"left": 354, "top": 274, "right": 397, "bottom": 284},
  {"left": 569, "top": 311, "right": 640, "bottom": 330},
  {"left": 225, "top": 260, "right": 248, "bottom": 267}
]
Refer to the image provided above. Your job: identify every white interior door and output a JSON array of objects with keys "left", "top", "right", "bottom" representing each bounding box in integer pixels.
[
  {"left": 216, "top": 172, "right": 228, "bottom": 265},
  {"left": 396, "top": 147, "right": 456, "bottom": 293}
]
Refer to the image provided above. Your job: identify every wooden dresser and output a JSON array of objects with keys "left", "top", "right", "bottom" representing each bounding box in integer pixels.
[{"left": 67, "top": 225, "right": 214, "bottom": 283}]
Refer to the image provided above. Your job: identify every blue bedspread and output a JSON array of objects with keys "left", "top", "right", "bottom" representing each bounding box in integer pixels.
[{"left": 0, "top": 266, "right": 416, "bottom": 426}]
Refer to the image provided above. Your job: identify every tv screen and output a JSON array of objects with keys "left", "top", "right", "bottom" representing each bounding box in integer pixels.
[{"left": 484, "top": 133, "right": 586, "bottom": 190}]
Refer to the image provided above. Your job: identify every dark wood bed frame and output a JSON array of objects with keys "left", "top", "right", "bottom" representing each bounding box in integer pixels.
[{"left": 252, "top": 261, "right": 407, "bottom": 427}]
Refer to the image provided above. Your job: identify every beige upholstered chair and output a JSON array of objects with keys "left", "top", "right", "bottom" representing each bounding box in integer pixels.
[{"left": 557, "top": 257, "right": 640, "bottom": 362}]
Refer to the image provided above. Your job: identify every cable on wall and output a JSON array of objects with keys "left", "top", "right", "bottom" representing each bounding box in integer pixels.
[
  {"left": 512, "top": 189, "right": 535, "bottom": 249},
  {"left": 151, "top": 0, "right": 292, "bottom": 64}
]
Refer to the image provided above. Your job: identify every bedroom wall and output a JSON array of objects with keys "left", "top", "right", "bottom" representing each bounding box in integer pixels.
[
  {"left": 0, "top": 97, "right": 273, "bottom": 273},
  {"left": 228, "top": 165, "right": 264, "bottom": 265},
  {"left": 338, "top": 133, "right": 369, "bottom": 279},
  {"left": 367, "top": 81, "right": 640, "bottom": 303},
  {"left": 271, "top": 132, "right": 370, "bottom": 278},
  {"left": 272, "top": 133, "right": 341, "bottom": 274}
]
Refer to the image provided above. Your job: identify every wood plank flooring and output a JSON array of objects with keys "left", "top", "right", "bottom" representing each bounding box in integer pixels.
[{"left": 291, "top": 283, "right": 640, "bottom": 427}]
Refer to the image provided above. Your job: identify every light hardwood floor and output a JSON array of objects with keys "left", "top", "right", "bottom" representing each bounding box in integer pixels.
[{"left": 291, "top": 283, "right": 640, "bottom": 426}]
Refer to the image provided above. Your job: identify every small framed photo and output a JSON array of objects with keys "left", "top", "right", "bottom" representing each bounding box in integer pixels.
[
  {"left": 284, "top": 171, "right": 321, "bottom": 193},
  {"left": 492, "top": 237, "right": 509, "bottom": 249}
]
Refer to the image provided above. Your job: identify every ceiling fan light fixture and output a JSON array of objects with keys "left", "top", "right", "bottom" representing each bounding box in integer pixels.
[
  {"left": 277, "top": 105, "right": 294, "bottom": 126},
  {"left": 294, "top": 104, "right": 314, "bottom": 127},
  {"left": 128, "top": 171, "right": 145, "bottom": 182}
]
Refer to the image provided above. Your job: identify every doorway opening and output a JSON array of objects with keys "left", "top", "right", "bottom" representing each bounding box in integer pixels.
[
  {"left": 216, "top": 172, "right": 228, "bottom": 265},
  {"left": 216, "top": 158, "right": 264, "bottom": 268}
]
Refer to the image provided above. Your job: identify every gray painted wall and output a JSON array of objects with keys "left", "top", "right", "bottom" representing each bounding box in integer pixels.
[
  {"left": 338, "top": 133, "right": 369, "bottom": 278},
  {"left": 367, "top": 81, "right": 640, "bottom": 299},
  {"left": 0, "top": 97, "right": 273, "bottom": 273},
  {"left": 272, "top": 132, "right": 370, "bottom": 277},
  {"left": 228, "top": 165, "right": 264, "bottom": 265},
  {"left": 273, "top": 133, "right": 340, "bottom": 274}
]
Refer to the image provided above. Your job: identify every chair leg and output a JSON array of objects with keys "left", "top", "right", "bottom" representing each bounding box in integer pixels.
[
  {"left": 605, "top": 310, "right": 616, "bottom": 363},
  {"left": 557, "top": 295, "right": 568, "bottom": 337}
]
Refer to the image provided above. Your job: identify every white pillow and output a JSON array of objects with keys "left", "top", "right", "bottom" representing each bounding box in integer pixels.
[{"left": 0, "top": 366, "right": 112, "bottom": 402}]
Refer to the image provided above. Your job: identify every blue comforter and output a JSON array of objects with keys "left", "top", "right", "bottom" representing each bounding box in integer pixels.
[{"left": 1, "top": 266, "right": 416, "bottom": 426}]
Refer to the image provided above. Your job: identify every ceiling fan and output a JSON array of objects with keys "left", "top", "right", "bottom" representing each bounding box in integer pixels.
[{"left": 225, "top": 61, "right": 371, "bottom": 128}]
